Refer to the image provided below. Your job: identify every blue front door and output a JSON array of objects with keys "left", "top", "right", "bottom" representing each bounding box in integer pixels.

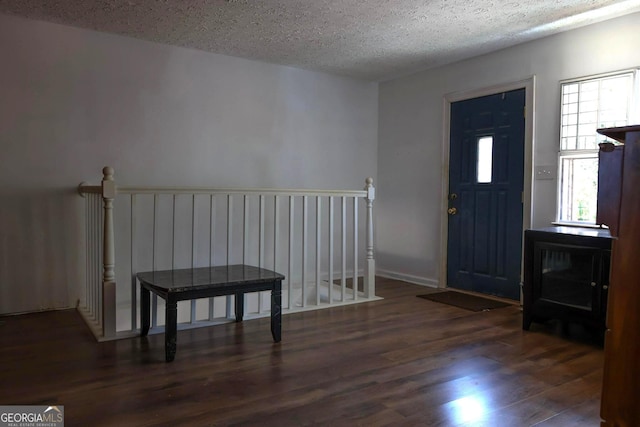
[{"left": 447, "top": 89, "right": 525, "bottom": 300}]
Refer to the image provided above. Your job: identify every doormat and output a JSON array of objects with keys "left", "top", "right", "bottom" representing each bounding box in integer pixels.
[{"left": 417, "top": 291, "right": 511, "bottom": 312}]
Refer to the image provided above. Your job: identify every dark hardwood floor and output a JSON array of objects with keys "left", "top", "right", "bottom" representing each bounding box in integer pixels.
[{"left": 0, "top": 277, "right": 604, "bottom": 426}]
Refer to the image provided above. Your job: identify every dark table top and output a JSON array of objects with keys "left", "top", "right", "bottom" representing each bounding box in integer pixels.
[
  {"left": 527, "top": 226, "right": 613, "bottom": 239},
  {"left": 137, "top": 264, "right": 285, "bottom": 292}
]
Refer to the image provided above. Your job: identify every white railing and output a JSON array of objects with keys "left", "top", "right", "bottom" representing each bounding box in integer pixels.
[{"left": 78, "top": 167, "right": 377, "bottom": 341}]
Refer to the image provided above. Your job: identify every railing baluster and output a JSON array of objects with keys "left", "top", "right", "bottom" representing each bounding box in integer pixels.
[
  {"left": 190, "top": 194, "right": 196, "bottom": 324},
  {"left": 210, "top": 195, "right": 215, "bottom": 267},
  {"left": 353, "top": 197, "right": 358, "bottom": 301},
  {"left": 98, "top": 194, "right": 102, "bottom": 319},
  {"left": 209, "top": 195, "right": 215, "bottom": 320},
  {"left": 302, "top": 195, "right": 308, "bottom": 307},
  {"left": 328, "top": 196, "right": 334, "bottom": 304},
  {"left": 88, "top": 194, "right": 93, "bottom": 318},
  {"left": 90, "top": 194, "right": 95, "bottom": 318},
  {"left": 243, "top": 195, "right": 249, "bottom": 265},
  {"left": 227, "top": 195, "right": 232, "bottom": 265},
  {"left": 131, "top": 194, "right": 137, "bottom": 331},
  {"left": 288, "top": 196, "right": 294, "bottom": 309},
  {"left": 96, "top": 194, "right": 99, "bottom": 319},
  {"left": 242, "top": 195, "right": 248, "bottom": 317},
  {"left": 96, "top": 194, "right": 101, "bottom": 323},
  {"left": 341, "top": 196, "right": 347, "bottom": 302},
  {"left": 259, "top": 194, "right": 265, "bottom": 312},
  {"left": 88, "top": 194, "right": 94, "bottom": 319},
  {"left": 95, "top": 194, "right": 104, "bottom": 320},
  {"left": 260, "top": 195, "right": 265, "bottom": 269},
  {"left": 84, "top": 195, "right": 88, "bottom": 316},
  {"left": 99, "top": 194, "right": 103, "bottom": 321},
  {"left": 97, "top": 194, "right": 102, "bottom": 324},
  {"left": 274, "top": 196, "right": 280, "bottom": 273},
  {"left": 273, "top": 195, "right": 279, "bottom": 312},
  {"left": 172, "top": 194, "right": 176, "bottom": 271},
  {"left": 152, "top": 194, "right": 158, "bottom": 328},
  {"left": 316, "top": 196, "right": 321, "bottom": 305},
  {"left": 226, "top": 194, "right": 233, "bottom": 318},
  {"left": 152, "top": 194, "right": 157, "bottom": 272}
]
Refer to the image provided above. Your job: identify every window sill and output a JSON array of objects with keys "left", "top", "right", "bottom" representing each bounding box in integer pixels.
[{"left": 551, "top": 221, "right": 606, "bottom": 229}]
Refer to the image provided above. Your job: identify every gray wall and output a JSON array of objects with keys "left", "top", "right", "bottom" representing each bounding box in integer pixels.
[
  {"left": 377, "top": 12, "right": 640, "bottom": 286},
  {"left": 3, "top": 10, "right": 639, "bottom": 314},
  {"left": 0, "top": 14, "right": 378, "bottom": 314}
]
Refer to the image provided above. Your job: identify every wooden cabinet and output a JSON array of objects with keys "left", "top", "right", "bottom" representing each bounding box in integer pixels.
[
  {"left": 597, "top": 125, "right": 640, "bottom": 427},
  {"left": 596, "top": 144, "right": 623, "bottom": 236},
  {"left": 522, "top": 227, "right": 611, "bottom": 336}
]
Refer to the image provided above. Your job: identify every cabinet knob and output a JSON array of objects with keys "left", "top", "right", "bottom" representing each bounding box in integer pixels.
[
  {"left": 603, "top": 285, "right": 609, "bottom": 290},
  {"left": 591, "top": 282, "right": 597, "bottom": 287}
]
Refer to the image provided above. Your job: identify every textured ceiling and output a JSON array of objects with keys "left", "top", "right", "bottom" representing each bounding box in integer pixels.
[{"left": 1, "top": 0, "right": 640, "bottom": 81}]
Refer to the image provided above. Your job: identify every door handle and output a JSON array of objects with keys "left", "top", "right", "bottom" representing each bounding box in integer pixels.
[{"left": 448, "top": 207, "right": 457, "bottom": 215}]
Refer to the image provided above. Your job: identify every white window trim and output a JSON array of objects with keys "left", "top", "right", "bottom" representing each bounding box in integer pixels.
[{"left": 555, "top": 68, "right": 640, "bottom": 225}]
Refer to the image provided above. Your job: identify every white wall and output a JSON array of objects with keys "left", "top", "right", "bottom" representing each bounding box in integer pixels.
[
  {"left": 0, "top": 14, "right": 378, "bottom": 315},
  {"left": 377, "top": 12, "right": 640, "bottom": 285}
]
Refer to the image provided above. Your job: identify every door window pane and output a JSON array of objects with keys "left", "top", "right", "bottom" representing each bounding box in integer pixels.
[{"left": 477, "top": 136, "right": 493, "bottom": 183}]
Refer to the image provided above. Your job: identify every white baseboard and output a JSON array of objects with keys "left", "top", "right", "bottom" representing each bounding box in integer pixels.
[{"left": 376, "top": 269, "right": 440, "bottom": 288}]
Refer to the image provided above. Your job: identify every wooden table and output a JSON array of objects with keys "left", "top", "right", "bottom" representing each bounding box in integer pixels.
[{"left": 137, "top": 264, "right": 284, "bottom": 362}]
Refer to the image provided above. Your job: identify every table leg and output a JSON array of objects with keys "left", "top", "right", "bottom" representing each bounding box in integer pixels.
[
  {"left": 140, "top": 286, "right": 150, "bottom": 337},
  {"left": 165, "top": 299, "right": 177, "bottom": 362},
  {"left": 522, "top": 310, "right": 532, "bottom": 331},
  {"left": 271, "top": 280, "right": 282, "bottom": 343},
  {"left": 234, "top": 292, "right": 244, "bottom": 322}
]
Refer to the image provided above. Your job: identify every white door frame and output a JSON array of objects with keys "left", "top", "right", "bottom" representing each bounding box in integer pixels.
[{"left": 438, "top": 76, "right": 536, "bottom": 301}]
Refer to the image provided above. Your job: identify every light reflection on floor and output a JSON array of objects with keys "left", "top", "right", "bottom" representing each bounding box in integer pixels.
[{"left": 447, "top": 395, "right": 488, "bottom": 424}]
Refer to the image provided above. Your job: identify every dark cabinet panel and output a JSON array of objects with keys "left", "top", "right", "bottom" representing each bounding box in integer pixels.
[
  {"left": 523, "top": 227, "right": 612, "bottom": 335},
  {"left": 597, "top": 125, "right": 640, "bottom": 427},
  {"left": 596, "top": 144, "right": 623, "bottom": 235}
]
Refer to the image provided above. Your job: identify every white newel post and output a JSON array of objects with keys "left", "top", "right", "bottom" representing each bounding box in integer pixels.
[
  {"left": 102, "top": 166, "right": 117, "bottom": 338},
  {"left": 364, "top": 177, "right": 376, "bottom": 298}
]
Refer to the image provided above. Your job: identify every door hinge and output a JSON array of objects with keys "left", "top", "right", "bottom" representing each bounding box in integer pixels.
[
  {"left": 523, "top": 106, "right": 526, "bottom": 118},
  {"left": 522, "top": 191, "right": 525, "bottom": 203}
]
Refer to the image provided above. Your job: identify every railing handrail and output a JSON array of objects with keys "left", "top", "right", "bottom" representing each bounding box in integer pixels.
[{"left": 79, "top": 184, "right": 367, "bottom": 198}]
